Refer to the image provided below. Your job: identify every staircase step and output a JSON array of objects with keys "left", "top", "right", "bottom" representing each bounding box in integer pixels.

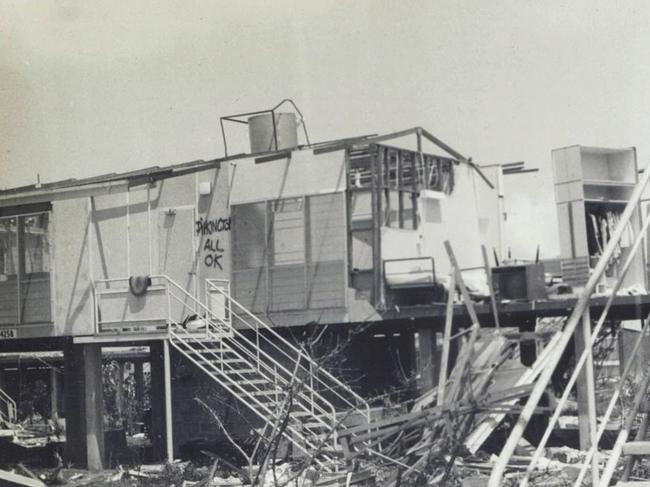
[
  {"left": 292, "top": 411, "right": 318, "bottom": 418},
  {"left": 300, "top": 421, "right": 330, "bottom": 430},
  {"left": 250, "top": 389, "right": 282, "bottom": 397},
  {"left": 622, "top": 441, "right": 650, "bottom": 456},
  {"left": 210, "top": 358, "right": 249, "bottom": 365},
  {"left": 233, "top": 379, "right": 271, "bottom": 386},
  {"left": 186, "top": 346, "right": 231, "bottom": 352},
  {"left": 230, "top": 368, "right": 257, "bottom": 374}
]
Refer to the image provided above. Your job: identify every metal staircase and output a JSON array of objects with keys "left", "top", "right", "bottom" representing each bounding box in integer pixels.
[
  {"left": 0, "top": 387, "right": 17, "bottom": 437},
  {"left": 96, "top": 275, "right": 371, "bottom": 469}
]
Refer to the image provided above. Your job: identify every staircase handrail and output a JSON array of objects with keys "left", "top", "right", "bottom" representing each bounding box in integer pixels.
[
  {"left": 205, "top": 279, "right": 371, "bottom": 418},
  {"left": 92, "top": 274, "right": 371, "bottom": 427},
  {"left": 164, "top": 279, "right": 339, "bottom": 422},
  {"left": 169, "top": 327, "right": 335, "bottom": 465}
]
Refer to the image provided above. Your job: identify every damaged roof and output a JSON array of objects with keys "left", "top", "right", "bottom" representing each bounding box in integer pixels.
[{"left": 0, "top": 126, "right": 493, "bottom": 202}]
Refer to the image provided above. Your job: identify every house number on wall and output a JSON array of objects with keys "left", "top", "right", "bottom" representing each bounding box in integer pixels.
[{"left": 0, "top": 329, "right": 16, "bottom": 339}]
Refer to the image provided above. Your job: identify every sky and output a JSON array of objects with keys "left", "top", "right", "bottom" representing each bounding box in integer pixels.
[{"left": 3, "top": 1, "right": 650, "bottom": 258}]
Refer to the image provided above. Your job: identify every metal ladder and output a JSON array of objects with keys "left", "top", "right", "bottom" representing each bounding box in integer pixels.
[{"left": 161, "top": 276, "right": 371, "bottom": 470}]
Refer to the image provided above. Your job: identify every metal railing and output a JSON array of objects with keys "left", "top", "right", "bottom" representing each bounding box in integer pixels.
[
  {"left": 205, "top": 279, "right": 371, "bottom": 420},
  {"left": 489, "top": 164, "right": 650, "bottom": 486},
  {"left": 170, "top": 326, "right": 336, "bottom": 467},
  {"left": 0, "top": 387, "right": 17, "bottom": 433},
  {"left": 93, "top": 274, "right": 371, "bottom": 463}
]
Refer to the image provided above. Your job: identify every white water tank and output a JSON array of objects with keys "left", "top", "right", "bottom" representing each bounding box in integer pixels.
[{"left": 248, "top": 112, "right": 298, "bottom": 153}]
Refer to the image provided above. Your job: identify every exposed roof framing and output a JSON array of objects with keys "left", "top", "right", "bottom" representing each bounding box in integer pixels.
[{"left": 0, "top": 126, "right": 493, "bottom": 205}]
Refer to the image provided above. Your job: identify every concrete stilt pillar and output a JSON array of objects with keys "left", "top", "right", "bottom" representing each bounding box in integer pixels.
[{"left": 63, "top": 343, "right": 105, "bottom": 471}]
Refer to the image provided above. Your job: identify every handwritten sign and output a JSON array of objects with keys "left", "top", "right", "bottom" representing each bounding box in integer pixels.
[{"left": 196, "top": 217, "right": 231, "bottom": 270}]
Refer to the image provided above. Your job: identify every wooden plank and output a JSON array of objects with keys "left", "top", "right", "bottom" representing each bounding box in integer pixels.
[
  {"left": 622, "top": 404, "right": 650, "bottom": 479},
  {"left": 622, "top": 441, "right": 650, "bottom": 456},
  {"left": 437, "top": 272, "right": 455, "bottom": 406},
  {"left": 574, "top": 308, "right": 598, "bottom": 460},
  {"left": 443, "top": 241, "right": 480, "bottom": 327},
  {"left": 0, "top": 469, "right": 46, "bottom": 487}
]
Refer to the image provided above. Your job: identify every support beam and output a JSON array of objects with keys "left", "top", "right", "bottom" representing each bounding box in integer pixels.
[
  {"left": 575, "top": 309, "right": 599, "bottom": 484},
  {"left": 115, "top": 362, "right": 124, "bottom": 419},
  {"left": 50, "top": 368, "right": 60, "bottom": 419},
  {"left": 416, "top": 327, "right": 437, "bottom": 395},
  {"left": 149, "top": 341, "right": 173, "bottom": 462},
  {"left": 163, "top": 340, "right": 174, "bottom": 463},
  {"left": 83, "top": 344, "right": 105, "bottom": 471},
  {"left": 519, "top": 319, "right": 537, "bottom": 367},
  {"left": 437, "top": 272, "right": 455, "bottom": 406},
  {"left": 134, "top": 360, "right": 144, "bottom": 420},
  {"left": 574, "top": 310, "right": 598, "bottom": 452},
  {"left": 63, "top": 345, "right": 85, "bottom": 467},
  {"left": 63, "top": 343, "right": 104, "bottom": 471}
]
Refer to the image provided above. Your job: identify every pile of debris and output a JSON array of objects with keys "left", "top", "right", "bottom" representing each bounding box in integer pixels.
[{"left": 331, "top": 328, "right": 554, "bottom": 486}]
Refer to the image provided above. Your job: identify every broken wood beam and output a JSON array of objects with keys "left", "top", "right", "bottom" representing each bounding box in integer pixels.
[
  {"left": 482, "top": 244, "right": 500, "bottom": 329},
  {"left": 437, "top": 271, "right": 455, "bottom": 406}
]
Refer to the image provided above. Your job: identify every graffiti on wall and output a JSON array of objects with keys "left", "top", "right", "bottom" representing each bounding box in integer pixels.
[{"left": 195, "top": 217, "right": 231, "bottom": 270}]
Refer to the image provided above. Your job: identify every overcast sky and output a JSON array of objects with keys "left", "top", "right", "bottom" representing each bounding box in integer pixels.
[{"left": 3, "top": 1, "right": 650, "bottom": 258}]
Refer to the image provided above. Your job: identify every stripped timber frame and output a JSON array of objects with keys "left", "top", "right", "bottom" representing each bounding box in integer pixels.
[{"left": 489, "top": 164, "right": 650, "bottom": 486}]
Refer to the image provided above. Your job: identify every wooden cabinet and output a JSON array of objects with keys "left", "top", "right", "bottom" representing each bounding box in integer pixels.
[{"left": 552, "top": 145, "right": 645, "bottom": 289}]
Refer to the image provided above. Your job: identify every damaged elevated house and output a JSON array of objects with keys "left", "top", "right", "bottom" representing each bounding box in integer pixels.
[{"left": 2, "top": 107, "right": 650, "bottom": 486}]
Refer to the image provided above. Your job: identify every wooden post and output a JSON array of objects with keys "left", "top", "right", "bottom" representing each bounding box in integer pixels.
[
  {"left": 437, "top": 272, "right": 455, "bottom": 406},
  {"left": 371, "top": 146, "right": 384, "bottom": 306},
  {"left": 115, "top": 362, "right": 124, "bottom": 420},
  {"left": 481, "top": 245, "right": 500, "bottom": 329},
  {"left": 443, "top": 241, "right": 480, "bottom": 327},
  {"left": 416, "top": 327, "right": 437, "bottom": 395},
  {"left": 443, "top": 242, "right": 481, "bottom": 405},
  {"left": 83, "top": 344, "right": 104, "bottom": 471},
  {"left": 50, "top": 368, "right": 60, "bottom": 419},
  {"left": 163, "top": 340, "right": 174, "bottom": 463},
  {"left": 574, "top": 308, "right": 599, "bottom": 483},
  {"left": 134, "top": 360, "right": 144, "bottom": 420}
]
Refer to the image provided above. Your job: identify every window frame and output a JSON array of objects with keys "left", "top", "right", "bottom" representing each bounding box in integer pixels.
[{"left": 0, "top": 209, "right": 53, "bottom": 325}]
